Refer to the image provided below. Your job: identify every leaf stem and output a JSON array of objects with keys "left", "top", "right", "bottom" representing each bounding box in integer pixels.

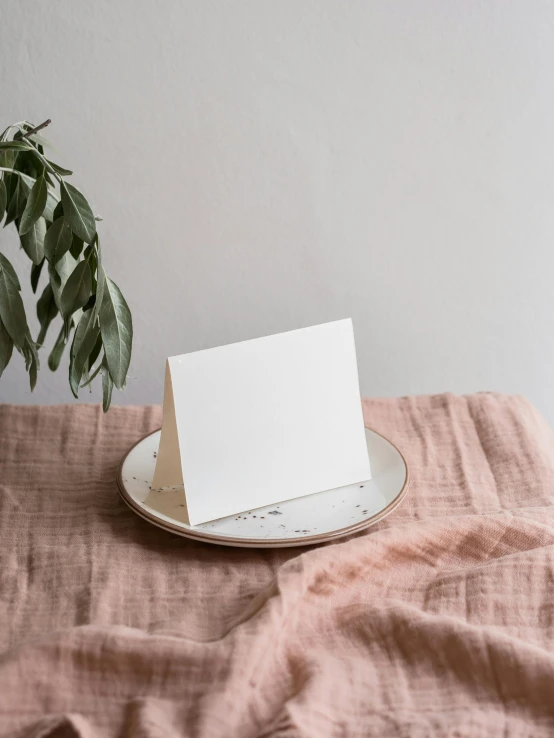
[{"left": 22, "top": 119, "right": 51, "bottom": 139}]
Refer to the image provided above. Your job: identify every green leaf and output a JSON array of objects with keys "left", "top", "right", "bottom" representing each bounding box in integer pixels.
[
  {"left": 0, "top": 266, "right": 28, "bottom": 349},
  {"left": 23, "top": 334, "right": 39, "bottom": 390},
  {"left": 0, "top": 168, "right": 58, "bottom": 222},
  {"left": 17, "top": 177, "right": 31, "bottom": 214},
  {"left": 69, "top": 234, "right": 84, "bottom": 259},
  {"left": 4, "top": 179, "right": 20, "bottom": 227},
  {"left": 101, "top": 359, "right": 113, "bottom": 412},
  {"left": 28, "top": 133, "right": 51, "bottom": 149},
  {"left": 0, "top": 140, "right": 33, "bottom": 152},
  {"left": 93, "top": 241, "right": 105, "bottom": 323},
  {"left": 20, "top": 216, "right": 46, "bottom": 265},
  {"left": 49, "top": 251, "right": 77, "bottom": 314},
  {"left": 81, "top": 354, "right": 103, "bottom": 388},
  {"left": 59, "top": 259, "right": 92, "bottom": 318},
  {"left": 18, "top": 330, "right": 40, "bottom": 389},
  {"left": 46, "top": 160, "right": 72, "bottom": 176},
  {"left": 19, "top": 173, "right": 48, "bottom": 235},
  {"left": 0, "top": 179, "right": 7, "bottom": 221},
  {"left": 31, "top": 258, "right": 45, "bottom": 293},
  {"left": 1, "top": 167, "right": 41, "bottom": 190},
  {"left": 0, "top": 252, "right": 21, "bottom": 289},
  {"left": 11, "top": 149, "right": 42, "bottom": 179},
  {"left": 80, "top": 331, "right": 102, "bottom": 387},
  {"left": 4, "top": 166, "right": 17, "bottom": 202},
  {"left": 99, "top": 277, "right": 132, "bottom": 390},
  {"left": 69, "top": 308, "right": 100, "bottom": 397},
  {"left": 52, "top": 200, "right": 63, "bottom": 221},
  {"left": 83, "top": 243, "right": 97, "bottom": 272},
  {"left": 36, "top": 283, "right": 58, "bottom": 346},
  {"left": 0, "top": 148, "right": 16, "bottom": 165},
  {"left": 64, "top": 308, "right": 83, "bottom": 343},
  {"left": 0, "top": 318, "right": 13, "bottom": 377},
  {"left": 4, "top": 178, "right": 27, "bottom": 227},
  {"left": 48, "top": 325, "right": 67, "bottom": 371},
  {"left": 88, "top": 332, "right": 102, "bottom": 371},
  {"left": 82, "top": 294, "right": 95, "bottom": 313},
  {"left": 60, "top": 181, "right": 96, "bottom": 244},
  {"left": 14, "top": 140, "right": 58, "bottom": 182},
  {"left": 44, "top": 216, "right": 72, "bottom": 263},
  {"left": 20, "top": 333, "right": 32, "bottom": 369},
  {"left": 42, "top": 191, "right": 57, "bottom": 223}
]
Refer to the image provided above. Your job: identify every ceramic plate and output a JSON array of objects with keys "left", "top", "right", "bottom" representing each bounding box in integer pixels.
[{"left": 117, "top": 428, "right": 409, "bottom": 548}]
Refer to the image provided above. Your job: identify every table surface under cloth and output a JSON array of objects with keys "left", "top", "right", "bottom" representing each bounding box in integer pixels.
[{"left": 1, "top": 393, "right": 554, "bottom": 737}]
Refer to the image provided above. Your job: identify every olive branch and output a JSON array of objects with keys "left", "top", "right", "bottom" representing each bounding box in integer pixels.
[{"left": 0, "top": 119, "right": 132, "bottom": 411}]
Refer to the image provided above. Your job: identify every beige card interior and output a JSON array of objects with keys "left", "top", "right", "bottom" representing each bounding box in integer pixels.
[{"left": 151, "top": 363, "right": 191, "bottom": 523}]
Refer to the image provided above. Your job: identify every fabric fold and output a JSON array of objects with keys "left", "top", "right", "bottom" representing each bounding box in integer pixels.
[{"left": 0, "top": 394, "right": 553, "bottom": 736}]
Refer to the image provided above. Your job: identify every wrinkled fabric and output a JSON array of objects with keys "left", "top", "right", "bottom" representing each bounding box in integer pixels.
[{"left": 0, "top": 393, "right": 553, "bottom": 737}]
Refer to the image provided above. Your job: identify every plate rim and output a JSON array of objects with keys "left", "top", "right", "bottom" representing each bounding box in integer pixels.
[{"left": 117, "top": 427, "right": 410, "bottom": 547}]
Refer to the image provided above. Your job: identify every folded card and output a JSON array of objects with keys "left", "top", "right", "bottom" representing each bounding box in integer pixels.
[{"left": 152, "top": 318, "right": 371, "bottom": 525}]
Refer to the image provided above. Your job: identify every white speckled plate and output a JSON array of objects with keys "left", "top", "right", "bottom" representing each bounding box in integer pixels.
[{"left": 117, "top": 428, "right": 409, "bottom": 548}]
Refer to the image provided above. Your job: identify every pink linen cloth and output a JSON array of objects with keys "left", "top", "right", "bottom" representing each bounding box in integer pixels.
[{"left": 0, "top": 393, "right": 553, "bottom": 737}]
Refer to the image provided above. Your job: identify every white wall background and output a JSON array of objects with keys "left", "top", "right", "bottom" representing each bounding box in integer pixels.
[{"left": 2, "top": 1, "right": 554, "bottom": 423}]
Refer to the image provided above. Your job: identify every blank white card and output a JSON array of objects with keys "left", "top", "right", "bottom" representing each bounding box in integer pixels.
[{"left": 152, "top": 318, "right": 371, "bottom": 525}]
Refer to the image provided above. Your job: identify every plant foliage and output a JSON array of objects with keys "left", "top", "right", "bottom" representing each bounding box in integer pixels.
[{"left": 0, "top": 119, "right": 132, "bottom": 410}]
